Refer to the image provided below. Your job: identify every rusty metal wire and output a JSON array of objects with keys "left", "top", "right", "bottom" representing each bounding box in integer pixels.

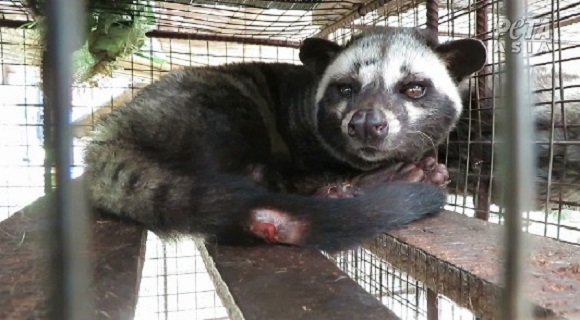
[
  {"left": 426, "top": 0, "right": 439, "bottom": 32},
  {"left": 438, "top": 0, "right": 580, "bottom": 245}
]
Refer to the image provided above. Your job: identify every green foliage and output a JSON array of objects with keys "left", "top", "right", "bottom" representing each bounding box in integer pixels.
[{"left": 22, "top": 0, "right": 157, "bottom": 83}]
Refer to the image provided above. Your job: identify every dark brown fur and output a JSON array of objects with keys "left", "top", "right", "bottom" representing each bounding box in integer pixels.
[{"left": 83, "top": 27, "right": 486, "bottom": 252}]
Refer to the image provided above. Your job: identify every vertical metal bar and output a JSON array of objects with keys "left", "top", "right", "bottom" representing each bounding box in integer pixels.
[
  {"left": 554, "top": 0, "right": 566, "bottom": 242},
  {"left": 42, "top": 56, "right": 54, "bottom": 196},
  {"left": 44, "top": 0, "right": 91, "bottom": 318},
  {"left": 492, "top": 0, "right": 504, "bottom": 227},
  {"left": 425, "top": 0, "right": 439, "bottom": 33},
  {"left": 163, "top": 243, "right": 168, "bottom": 320},
  {"left": 542, "top": 0, "right": 558, "bottom": 237},
  {"left": 426, "top": 288, "right": 439, "bottom": 320},
  {"left": 475, "top": 0, "right": 491, "bottom": 221},
  {"left": 499, "top": 0, "right": 535, "bottom": 318}
]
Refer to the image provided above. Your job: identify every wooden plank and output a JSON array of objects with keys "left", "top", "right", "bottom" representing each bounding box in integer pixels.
[
  {"left": 0, "top": 180, "right": 147, "bottom": 320},
  {"left": 367, "top": 211, "right": 580, "bottom": 320},
  {"left": 197, "top": 241, "right": 402, "bottom": 320}
]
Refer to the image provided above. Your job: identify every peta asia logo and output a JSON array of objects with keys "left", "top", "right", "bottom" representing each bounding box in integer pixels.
[{"left": 493, "top": 17, "right": 552, "bottom": 54}]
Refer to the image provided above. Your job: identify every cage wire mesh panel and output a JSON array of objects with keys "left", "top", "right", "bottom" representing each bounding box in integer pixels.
[
  {"left": 437, "top": 0, "right": 580, "bottom": 246},
  {"left": 0, "top": 27, "right": 45, "bottom": 221},
  {"left": 326, "top": 249, "right": 477, "bottom": 320},
  {"left": 1, "top": 0, "right": 580, "bottom": 318},
  {"left": 136, "top": 234, "right": 230, "bottom": 320}
]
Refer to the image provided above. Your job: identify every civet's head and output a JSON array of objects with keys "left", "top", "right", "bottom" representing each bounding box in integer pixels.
[{"left": 299, "top": 27, "right": 486, "bottom": 170}]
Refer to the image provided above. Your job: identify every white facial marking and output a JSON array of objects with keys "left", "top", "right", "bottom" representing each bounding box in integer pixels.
[
  {"left": 316, "top": 31, "right": 463, "bottom": 120},
  {"left": 341, "top": 109, "right": 357, "bottom": 135},
  {"left": 310, "top": 28, "right": 469, "bottom": 171},
  {"left": 359, "top": 64, "right": 379, "bottom": 88},
  {"left": 404, "top": 101, "right": 427, "bottom": 123},
  {"left": 425, "top": 61, "right": 463, "bottom": 115},
  {"left": 315, "top": 37, "right": 384, "bottom": 103},
  {"left": 381, "top": 38, "right": 462, "bottom": 119},
  {"left": 383, "top": 110, "right": 401, "bottom": 134},
  {"left": 334, "top": 100, "right": 348, "bottom": 117},
  {"left": 380, "top": 33, "right": 463, "bottom": 119}
]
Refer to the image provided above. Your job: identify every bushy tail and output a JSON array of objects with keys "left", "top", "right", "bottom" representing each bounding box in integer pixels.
[
  {"left": 248, "top": 181, "right": 445, "bottom": 252},
  {"left": 84, "top": 142, "right": 446, "bottom": 253}
]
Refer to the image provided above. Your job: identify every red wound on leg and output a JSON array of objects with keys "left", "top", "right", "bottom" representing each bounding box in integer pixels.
[
  {"left": 249, "top": 222, "right": 279, "bottom": 244},
  {"left": 249, "top": 208, "right": 308, "bottom": 245}
]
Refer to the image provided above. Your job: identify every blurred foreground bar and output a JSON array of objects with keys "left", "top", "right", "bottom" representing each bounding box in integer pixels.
[{"left": 0, "top": 179, "right": 147, "bottom": 320}]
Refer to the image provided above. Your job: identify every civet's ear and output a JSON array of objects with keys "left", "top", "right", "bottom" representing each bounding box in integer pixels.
[
  {"left": 435, "top": 38, "right": 487, "bottom": 82},
  {"left": 299, "top": 38, "right": 343, "bottom": 76}
]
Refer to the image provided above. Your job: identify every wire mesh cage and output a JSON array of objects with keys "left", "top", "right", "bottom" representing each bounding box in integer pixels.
[{"left": 1, "top": 0, "right": 579, "bottom": 319}]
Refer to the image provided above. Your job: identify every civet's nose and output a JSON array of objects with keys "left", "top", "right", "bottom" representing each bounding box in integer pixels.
[{"left": 348, "top": 109, "right": 389, "bottom": 140}]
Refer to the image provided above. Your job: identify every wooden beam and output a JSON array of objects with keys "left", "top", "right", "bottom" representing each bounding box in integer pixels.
[
  {"left": 0, "top": 179, "right": 147, "bottom": 320},
  {"left": 147, "top": 30, "right": 302, "bottom": 48},
  {"left": 197, "top": 241, "right": 402, "bottom": 320},
  {"left": 368, "top": 211, "right": 580, "bottom": 319}
]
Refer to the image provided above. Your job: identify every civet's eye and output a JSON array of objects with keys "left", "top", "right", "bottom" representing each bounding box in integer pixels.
[
  {"left": 402, "top": 84, "right": 426, "bottom": 99},
  {"left": 337, "top": 84, "right": 353, "bottom": 97}
]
